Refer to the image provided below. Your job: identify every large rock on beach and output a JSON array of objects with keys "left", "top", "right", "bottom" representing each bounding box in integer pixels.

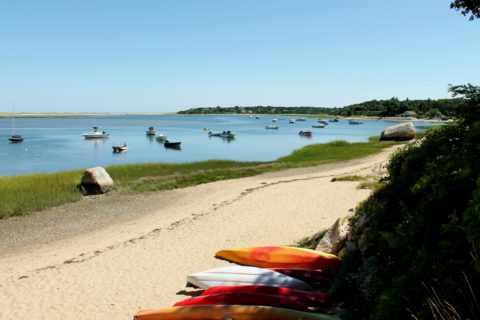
[
  {"left": 80, "top": 166, "right": 114, "bottom": 195},
  {"left": 315, "top": 215, "right": 352, "bottom": 254},
  {"left": 380, "top": 122, "right": 416, "bottom": 141}
]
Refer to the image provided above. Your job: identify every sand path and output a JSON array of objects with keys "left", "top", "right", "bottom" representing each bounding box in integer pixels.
[{"left": 0, "top": 146, "right": 399, "bottom": 320}]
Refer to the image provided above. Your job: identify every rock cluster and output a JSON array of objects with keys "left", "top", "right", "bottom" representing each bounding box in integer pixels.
[{"left": 316, "top": 210, "right": 379, "bottom": 300}]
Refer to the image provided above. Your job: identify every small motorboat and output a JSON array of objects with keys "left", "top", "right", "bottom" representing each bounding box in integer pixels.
[
  {"left": 209, "top": 131, "right": 235, "bottom": 139},
  {"left": 112, "top": 143, "right": 130, "bottom": 153},
  {"left": 289, "top": 119, "right": 296, "bottom": 124},
  {"left": 348, "top": 120, "right": 363, "bottom": 125},
  {"left": 155, "top": 133, "right": 167, "bottom": 141},
  {"left": 296, "top": 117, "right": 307, "bottom": 121},
  {"left": 312, "top": 124, "right": 325, "bottom": 128},
  {"left": 329, "top": 118, "right": 339, "bottom": 122},
  {"left": 164, "top": 140, "right": 181, "bottom": 149},
  {"left": 272, "top": 118, "right": 277, "bottom": 122},
  {"left": 146, "top": 127, "right": 156, "bottom": 135},
  {"left": 82, "top": 127, "right": 109, "bottom": 139},
  {"left": 298, "top": 130, "right": 313, "bottom": 137},
  {"left": 9, "top": 135, "right": 24, "bottom": 142},
  {"left": 317, "top": 120, "right": 328, "bottom": 125},
  {"left": 265, "top": 125, "right": 279, "bottom": 129}
]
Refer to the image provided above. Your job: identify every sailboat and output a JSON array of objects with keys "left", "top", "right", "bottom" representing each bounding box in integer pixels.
[{"left": 9, "top": 104, "right": 24, "bottom": 142}]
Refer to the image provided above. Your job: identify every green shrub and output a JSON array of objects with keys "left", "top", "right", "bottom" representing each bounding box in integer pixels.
[{"left": 334, "top": 85, "right": 480, "bottom": 319}]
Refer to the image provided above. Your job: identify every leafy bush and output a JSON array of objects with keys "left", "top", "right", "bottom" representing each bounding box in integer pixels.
[{"left": 334, "top": 85, "right": 480, "bottom": 319}]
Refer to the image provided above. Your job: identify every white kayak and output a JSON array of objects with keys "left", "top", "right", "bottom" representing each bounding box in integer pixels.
[{"left": 186, "top": 266, "right": 312, "bottom": 290}]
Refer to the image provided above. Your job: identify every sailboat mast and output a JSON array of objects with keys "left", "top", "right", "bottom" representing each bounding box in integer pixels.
[{"left": 11, "top": 102, "right": 16, "bottom": 135}]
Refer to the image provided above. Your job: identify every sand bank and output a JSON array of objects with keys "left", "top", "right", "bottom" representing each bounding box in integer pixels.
[{"left": 0, "top": 145, "right": 401, "bottom": 320}]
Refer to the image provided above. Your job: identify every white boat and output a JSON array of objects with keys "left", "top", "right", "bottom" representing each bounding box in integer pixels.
[
  {"left": 155, "top": 133, "right": 167, "bottom": 141},
  {"left": 146, "top": 127, "right": 156, "bottom": 135},
  {"left": 265, "top": 124, "right": 279, "bottom": 129},
  {"left": 289, "top": 119, "right": 296, "bottom": 124},
  {"left": 186, "top": 266, "right": 312, "bottom": 290},
  {"left": 312, "top": 124, "right": 325, "bottom": 128},
  {"left": 82, "top": 127, "right": 109, "bottom": 139}
]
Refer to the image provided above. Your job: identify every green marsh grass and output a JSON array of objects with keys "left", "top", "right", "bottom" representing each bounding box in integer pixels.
[{"left": 0, "top": 138, "right": 397, "bottom": 219}]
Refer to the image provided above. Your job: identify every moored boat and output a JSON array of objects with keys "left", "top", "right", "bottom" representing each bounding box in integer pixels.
[
  {"left": 146, "top": 127, "right": 156, "bottom": 135},
  {"left": 8, "top": 105, "right": 23, "bottom": 142},
  {"left": 112, "top": 143, "right": 130, "bottom": 153},
  {"left": 208, "top": 130, "right": 235, "bottom": 138},
  {"left": 164, "top": 140, "right": 181, "bottom": 149},
  {"left": 8, "top": 134, "right": 24, "bottom": 142},
  {"left": 312, "top": 124, "right": 325, "bottom": 128},
  {"left": 155, "top": 133, "right": 167, "bottom": 141},
  {"left": 265, "top": 124, "right": 279, "bottom": 129},
  {"left": 82, "top": 127, "right": 109, "bottom": 139},
  {"left": 348, "top": 119, "right": 363, "bottom": 125},
  {"left": 299, "top": 130, "right": 313, "bottom": 136}
]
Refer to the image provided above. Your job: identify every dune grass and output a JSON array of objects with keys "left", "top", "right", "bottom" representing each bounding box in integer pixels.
[{"left": 0, "top": 138, "right": 398, "bottom": 219}]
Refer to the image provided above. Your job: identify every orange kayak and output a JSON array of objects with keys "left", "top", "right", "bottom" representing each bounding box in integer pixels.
[
  {"left": 215, "top": 246, "right": 341, "bottom": 271},
  {"left": 134, "top": 305, "right": 339, "bottom": 320}
]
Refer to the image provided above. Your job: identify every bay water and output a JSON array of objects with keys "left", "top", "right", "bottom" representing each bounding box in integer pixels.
[{"left": 0, "top": 115, "right": 436, "bottom": 176}]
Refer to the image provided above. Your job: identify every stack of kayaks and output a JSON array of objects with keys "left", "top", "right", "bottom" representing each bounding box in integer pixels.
[{"left": 133, "top": 246, "right": 341, "bottom": 320}]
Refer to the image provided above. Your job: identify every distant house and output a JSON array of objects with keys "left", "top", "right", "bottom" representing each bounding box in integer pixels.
[{"left": 401, "top": 111, "right": 417, "bottom": 118}]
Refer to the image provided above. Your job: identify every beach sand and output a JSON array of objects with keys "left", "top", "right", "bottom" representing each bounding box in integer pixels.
[{"left": 0, "top": 145, "right": 400, "bottom": 320}]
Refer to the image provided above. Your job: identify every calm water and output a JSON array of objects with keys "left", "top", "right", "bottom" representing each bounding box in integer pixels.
[{"left": 0, "top": 115, "right": 437, "bottom": 176}]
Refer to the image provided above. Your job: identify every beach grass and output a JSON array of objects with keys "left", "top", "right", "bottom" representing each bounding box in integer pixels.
[{"left": 0, "top": 138, "right": 398, "bottom": 219}]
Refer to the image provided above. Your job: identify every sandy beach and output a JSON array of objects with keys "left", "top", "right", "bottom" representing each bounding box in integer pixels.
[{"left": 0, "top": 145, "right": 400, "bottom": 320}]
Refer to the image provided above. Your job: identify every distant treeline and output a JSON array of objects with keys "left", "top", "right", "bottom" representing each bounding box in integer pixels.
[{"left": 177, "top": 97, "right": 464, "bottom": 119}]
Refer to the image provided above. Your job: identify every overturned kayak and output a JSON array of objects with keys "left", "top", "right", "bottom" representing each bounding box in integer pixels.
[
  {"left": 134, "top": 305, "right": 339, "bottom": 320},
  {"left": 215, "top": 246, "right": 341, "bottom": 271},
  {"left": 202, "top": 285, "right": 332, "bottom": 307},
  {"left": 268, "top": 268, "right": 332, "bottom": 284},
  {"left": 186, "top": 265, "right": 311, "bottom": 290},
  {"left": 174, "top": 292, "right": 309, "bottom": 311}
]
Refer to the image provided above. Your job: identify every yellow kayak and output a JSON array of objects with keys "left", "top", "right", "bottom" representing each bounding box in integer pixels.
[
  {"left": 134, "top": 305, "right": 339, "bottom": 320},
  {"left": 215, "top": 246, "right": 341, "bottom": 271}
]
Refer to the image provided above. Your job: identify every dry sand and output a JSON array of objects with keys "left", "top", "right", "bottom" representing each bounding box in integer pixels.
[{"left": 0, "top": 145, "right": 400, "bottom": 320}]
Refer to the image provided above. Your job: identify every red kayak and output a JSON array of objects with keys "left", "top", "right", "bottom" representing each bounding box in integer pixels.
[
  {"left": 268, "top": 268, "right": 331, "bottom": 284},
  {"left": 174, "top": 292, "right": 309, "bottom": 311},
  {"left": 202, "top": 285, "right": 332, "bottom": 307}
]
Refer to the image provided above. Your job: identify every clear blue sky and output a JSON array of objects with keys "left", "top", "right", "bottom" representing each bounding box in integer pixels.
[{"left": 1, "top": 0, "right": 479, "bottom": 113}]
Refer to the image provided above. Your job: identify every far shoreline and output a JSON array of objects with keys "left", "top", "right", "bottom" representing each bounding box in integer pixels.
[{"left": 0, "top": 112, "right": 451, "bottom": 123}]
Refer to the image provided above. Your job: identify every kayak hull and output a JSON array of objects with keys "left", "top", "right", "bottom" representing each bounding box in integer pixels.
[
  {"left": 202, "top": 285, "right": 332, "bottom": 306},
  {"left": 174, "top": 292, "right": 309, "bottom": 311},
  {"left": 215, "top": 246, "right": 341, "bottom": 271},
  {"left": 187, "top": 266, "right": 311, "bottom": 290},
  {"left": 134, "top": 305, "right": 339, "bottom": 320}
]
